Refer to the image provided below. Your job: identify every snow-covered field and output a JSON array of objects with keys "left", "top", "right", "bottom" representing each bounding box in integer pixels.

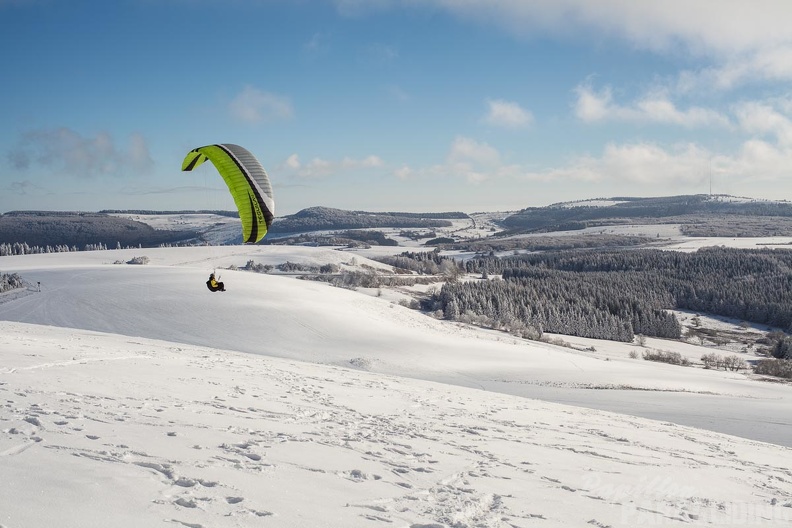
[
  {"left": 5, "top": 322, "right": 791, "bottom": 528},
  {"left": 1, "top": 239, "right": 792, "bottom": 526}
]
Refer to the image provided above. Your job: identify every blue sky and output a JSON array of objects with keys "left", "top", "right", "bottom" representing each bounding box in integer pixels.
[{"left": 3, "top": 0, "right": 792, "bottom": 215}]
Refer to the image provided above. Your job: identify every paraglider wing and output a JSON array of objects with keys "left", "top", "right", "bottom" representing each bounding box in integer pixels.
[{"left": 182, "top": 144, "right": 275, "bottom": 243}]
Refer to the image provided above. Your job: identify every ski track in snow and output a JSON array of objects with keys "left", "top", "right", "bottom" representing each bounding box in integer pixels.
[{"left": 2, "top": 323, "right": 792, "bottom": 527}]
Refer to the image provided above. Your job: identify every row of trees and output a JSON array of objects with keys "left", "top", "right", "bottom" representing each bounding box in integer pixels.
[
  {"left": 1, "top": 242, "right": 83, "bottom": 255},
  {"left": 0, "top": 242, "right": 141, "bottom": 256},
  {"left": 701, "top": 353, "right": 747, "bottom": 371},
  {"left": 445, "top": 234, "right": 658, "bottom": 253}
]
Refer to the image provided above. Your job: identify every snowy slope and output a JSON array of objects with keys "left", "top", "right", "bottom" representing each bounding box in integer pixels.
[
  {"left": 1, "top": 245, "right": 792, "bottom": 526},
  {"left": 2, "top": 322, "right": 791, "bottom": 528},
  {"left": 1, "top": 246, "right": 791, "bottom": 447}
]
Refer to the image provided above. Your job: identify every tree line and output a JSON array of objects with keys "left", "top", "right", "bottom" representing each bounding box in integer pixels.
[
  {"left": 0, "top": 242, "right": 140, "bottom": 256},
  {"left": 443, "top": 234, "right": 660, "bottom": 253}
]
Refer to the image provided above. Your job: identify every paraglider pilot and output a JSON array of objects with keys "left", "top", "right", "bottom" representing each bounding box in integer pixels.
[{"left": 206, "top": 273, "right": 225, "bottom": 292}]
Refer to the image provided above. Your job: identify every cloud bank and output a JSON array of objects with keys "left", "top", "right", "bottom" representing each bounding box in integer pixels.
[
  {"left": 392, "top": 0, "right": 792, "bottom": 57},
  {"left": 8, "top": 128, "right": 153, "bottom": 178},
  {"left": 574, "top": 84, "right": 731, "bottom": 128},
  {"left": 337, "top": 1, "right": 792, "bottom": 91}
]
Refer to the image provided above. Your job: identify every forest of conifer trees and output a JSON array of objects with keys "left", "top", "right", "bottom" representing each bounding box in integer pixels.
[{"left": 428, "top": 247, "right": 792, "bottom": 342}]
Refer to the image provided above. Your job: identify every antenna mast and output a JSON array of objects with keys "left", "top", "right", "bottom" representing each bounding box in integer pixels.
[{"left": 709, "top": 158, "right": 712, "bottom": 196}]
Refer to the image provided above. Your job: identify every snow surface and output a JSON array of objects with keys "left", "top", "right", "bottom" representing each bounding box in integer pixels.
[
  {"left": 660, "top": 236, "right": 792, "bottom": 252},
  {"left": 2, "top": 244, "right": 792, "bottom": 527},
  {"left": 550, "top": 199, "right": 630, "bottom": 208}
]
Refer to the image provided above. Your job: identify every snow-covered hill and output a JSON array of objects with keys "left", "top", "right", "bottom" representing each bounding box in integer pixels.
[{"left": 1, "top": 245, "right": 791, "bottom": 527}]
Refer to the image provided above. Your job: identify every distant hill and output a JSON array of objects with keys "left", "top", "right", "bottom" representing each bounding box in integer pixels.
[
  {"left": 0, "top": 211, "right": 198, "bottom": 249},
  {"left": 269, "top": 206, "right": 468, "bottom": 234},
  {"left": 6, "top": 196, "right": 792, "bottom": 250},
  {"left": 0, "top": 207, "right": 469, "bottom": 250},
  {"left": 502, "top": 195, "right": 792, "bottom": 236}
]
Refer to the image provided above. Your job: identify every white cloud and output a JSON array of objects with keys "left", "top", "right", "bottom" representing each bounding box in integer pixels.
[
  {"left": 388, "top": 138, "right": 506, "bottom": 185},
  {"left": 448, "top": 136, "right": 501, "bottom": 167},
  {"left": 574, "top": 85, "right": 615, "bottom": 122},
  {"left": 733, "top": 101, "right": 792, "bottom": 147},
  {"left": 425, "top": 136, "right": 702, "bottom": 187},
  {"left": 393, "top": 165, "right": 413, "bottom": 180},
  {"left": 412, "top": 137, "right": 504, "bottom": 184},
  {"left": 574, "top": 84, "right": 730, "bottom": 128},
  {"left": 282, "top": 153, "right": 384, "bottom": 179},
  {"left": 555, "top": 90, "right": 792, "bottom": 188},
  {"left": 284, "top": 154, "right": 301, "bottom": 170},
  {"left": 9, "top": 128, "right": 153, "bottom": 178},
  {"left": 229, "top": 86, "right": 293, "bottom": 124},
  {"left": 675, "top": 46, "right": 792, "bottom": 92},
  {"left": 447, "top": 137, "right": 501, "bottom": 183},
  {"left": 411, "top": 0, "right": 792, "bottom": 58},
  {"left": 513, "top": 138, "right": 792, "bottom": 191},
  {"left": 494, "top": 141, "right": 710, "bottom": 186},
  {"left": 342, "top": 155, "right": 383, "bottom": 168},
  {"left": 727, "top": 138, "right": 792, "bottom": 183},
  {"left": 597, "top": 142, "right": 708, "bottom": 184},
  {"left": 483, "top": 99, "right": 533, "bottom": 128},
  {"left": 413, "top": 132, "right": 792, "bottom": 192}
]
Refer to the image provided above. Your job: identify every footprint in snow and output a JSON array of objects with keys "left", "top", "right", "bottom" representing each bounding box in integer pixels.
[
  {"left": 23, "top": 416, "right": 42, "bottom": 427},
  {"left": 174, "top": 498, "right": 197, "bottom": 509},
  {"left": 169, "top": 519, "right": 204, "bottom": 528}
]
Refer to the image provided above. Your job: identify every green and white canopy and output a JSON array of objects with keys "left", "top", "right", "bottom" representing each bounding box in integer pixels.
[{"left": 182, "top": 144, "right": 275, "bottom": 244}]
